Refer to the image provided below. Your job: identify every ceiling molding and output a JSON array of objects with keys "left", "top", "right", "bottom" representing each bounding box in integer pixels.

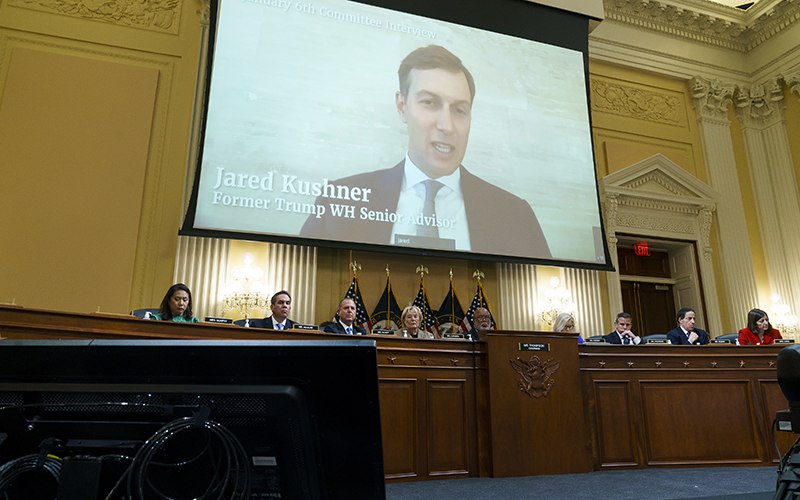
[{"left": 601, "top": 0, "right": 800, "bottom": 53}]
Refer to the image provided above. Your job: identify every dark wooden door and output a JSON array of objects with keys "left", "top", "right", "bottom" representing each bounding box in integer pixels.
[{"left": 621, "top": 281, "right": 676, "bottom": 336}]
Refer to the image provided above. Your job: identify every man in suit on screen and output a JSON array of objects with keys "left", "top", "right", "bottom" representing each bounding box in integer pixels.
[{"left": 300, "top": 45, "right": 550, "bottom": 258}]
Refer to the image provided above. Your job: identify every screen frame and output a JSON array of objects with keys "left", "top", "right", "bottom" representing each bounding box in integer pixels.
[{"left": 179, "top": 0, "right": 613, "bottom": 272}]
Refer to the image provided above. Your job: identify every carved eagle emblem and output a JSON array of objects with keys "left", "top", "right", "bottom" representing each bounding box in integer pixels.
[{"left": 510, "top": 356, "right": 560, "bottom": 398}]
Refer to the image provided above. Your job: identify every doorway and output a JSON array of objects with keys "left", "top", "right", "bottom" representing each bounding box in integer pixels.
[{"left": 617, "top": 236, "right": 707, "bottom": 336}]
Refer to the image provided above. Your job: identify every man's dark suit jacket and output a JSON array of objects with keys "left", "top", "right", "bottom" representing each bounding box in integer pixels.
[
  {"left": 249, "top": 317, "right": 296, "bottom": 330},
  {"left": 300, "top": 161, "right": 551, "bottom": 258},
  {"left": 602, "top": 331, "right": 639, "bottom": 344},
  {"left": 666, "top": 327, "right": 709, "bottom": 345},
  {"left": 466, "top": 328, "right": 481, "bottom": 341},
  {"left": 323, "top": 322, "right": 367, "bottom": 335}
]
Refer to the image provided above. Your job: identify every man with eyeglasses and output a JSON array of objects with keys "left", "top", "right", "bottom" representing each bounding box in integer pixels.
[{"left": 466, "top": 307, "right": 493, "bottom": 341}]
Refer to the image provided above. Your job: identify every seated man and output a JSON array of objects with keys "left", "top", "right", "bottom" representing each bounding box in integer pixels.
[
  {"left": 666, "top": 307, "right": 709, "bottom": 345},
  {"left": 602, "top": 312, "right": 641, "bottom": 345},
  {"left": 466, "top": 307, "right": 492, "bottom": 341},
  {"left": 323, "top": 298, "right": 367, "bottom": 335},
  {"left": 250, "top": 291, "right": 296, "bottom": 330}
]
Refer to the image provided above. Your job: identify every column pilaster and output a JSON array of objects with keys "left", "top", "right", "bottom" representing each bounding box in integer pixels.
[
  {"left": 690, "top": 76, "right": 759, "bottom": 327},
  {"left": 735, "top": 78, "right": 800, "bottom": 317}
]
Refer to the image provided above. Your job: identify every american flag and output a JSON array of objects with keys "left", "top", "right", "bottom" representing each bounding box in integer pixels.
[
  {"left": 412, "top": 276, "right": 438, "bottom": 336},
  {"left": 338, "top": 275, "right": 372, "bottom": 332},
  {"left": 460, "top": 281, "right": 496, "bottom": 332}
]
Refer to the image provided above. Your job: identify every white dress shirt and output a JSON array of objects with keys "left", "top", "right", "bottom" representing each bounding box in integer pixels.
[
  {"left": 615, "top": 331, "right": 641, "bottom": 345},
  {"left": 390, "top": 155, "right": 471, "bottom": 250}
]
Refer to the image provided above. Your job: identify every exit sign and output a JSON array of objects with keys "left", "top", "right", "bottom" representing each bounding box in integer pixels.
[{"left": 634, "top": 241, "right": 650, "bottom": 256}]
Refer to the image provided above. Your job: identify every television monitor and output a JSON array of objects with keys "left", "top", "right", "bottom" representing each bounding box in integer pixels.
[
  {"left": 0, "top": 339, "right": 385, "bottom": 500},
  {"left": 181, "top": 0, "right": 611, "bottom": 270}
]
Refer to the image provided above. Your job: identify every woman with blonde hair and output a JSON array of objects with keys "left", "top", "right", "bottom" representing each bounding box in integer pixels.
[
  {"left": 552, "top": 312, "right": 583, "bottom": 344},
  {"left": 397, "top": 305, "right": 435, "bottom": 339}
]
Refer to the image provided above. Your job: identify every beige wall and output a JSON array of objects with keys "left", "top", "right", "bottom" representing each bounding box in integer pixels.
[
  {"left": 0, "top": 0, "right": 202, "bottom": 313},
  {"left": 588, "top": 60, "right": 733, "bottom": 331}
]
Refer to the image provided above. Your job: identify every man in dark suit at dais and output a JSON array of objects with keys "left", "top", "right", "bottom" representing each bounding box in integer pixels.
[
  {"left": 301, "top": 45, "right": 550, "bottom": 259},
  {"left": 249, "top": 290, "right": 296, "bottom": 330}
]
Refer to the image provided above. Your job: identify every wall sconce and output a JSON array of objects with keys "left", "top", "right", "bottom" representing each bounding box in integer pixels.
[{"left": 770, "top": 293, "right": 798, "bottom": 333}]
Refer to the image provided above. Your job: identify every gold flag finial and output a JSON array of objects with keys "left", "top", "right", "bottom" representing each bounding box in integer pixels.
[
  {"left": 473, "top": 270, "right": 484, "bottom": 282},
  {"left": 386, "top": 264, "right": 390, "bottom": 276},
  {"left": 449, "top": 268, "right": 453, "bottom": 281},
  {"left": 416, "top": 265, "right": 429, "bottom": 279},
  {"left": 349, "top": 261, "right": 361, "bottom": 276}
]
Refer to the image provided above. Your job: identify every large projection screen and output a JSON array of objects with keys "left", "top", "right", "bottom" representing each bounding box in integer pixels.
[{"left": 182, "top": 0, "right": 611, "bottom": 269}]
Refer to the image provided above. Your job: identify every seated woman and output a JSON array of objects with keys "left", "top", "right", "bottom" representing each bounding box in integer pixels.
[
  {"left": 396, "top": 305, "right": 435, "bottom": 339},
  {"left": 552, "top": 312, "right": 584, "bottom": 344},
  {"left": 149, "top": 283, "right": 199, "bottom": 323},
  {"left": 738, "top": 308, "right": 781, "bottom": 345}
]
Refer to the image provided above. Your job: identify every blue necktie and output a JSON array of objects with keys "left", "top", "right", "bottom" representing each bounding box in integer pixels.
[
  {"left": 347, "top": 326, "right": 352, "bottom": 335},
  {"left": 277, "top": 323, "right": 283, "bottom": 330},
  {"left": 623, "top": 337, "right": 630, "bottom": 345}
]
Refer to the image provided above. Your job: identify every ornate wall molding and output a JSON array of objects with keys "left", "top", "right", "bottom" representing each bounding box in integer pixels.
[
  {"left": 783, "top": 69, "right": 800, "bottom": 100},
  {"left": 617, "top": 196, "right": 708, "bottom": 214},
  {"left": 616, "top": 212, "right": 695, "bottom": 236},
  {"left": 599, "top": 153, "right": 723, "bottom": 335},
  {"left": 621, "top": 170, "right": 695, "bottom": 197},
  {"left": 603, "top": 193, "right": 620, "bottom": 265},
  {"left": 691, "top": 76, "right": 736, "bottom": 122},
  {"left": 198, "top": 0, "right": 210, "bottom": 26},
  {"left": 7, "top": 0, "right": 181, "bottom": 33},
  {"left": 735, "top": 78, "right": 786, "bottom": 129},
  {"left": 602, "top": 0, "right": 800, "bottom": 53},
  {"left": 590, "top": 78, "right": 684, "bottom": 125}
]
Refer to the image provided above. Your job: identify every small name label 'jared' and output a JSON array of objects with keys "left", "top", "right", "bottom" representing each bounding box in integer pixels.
[
  {"left": 519, "top": 343, "right": 549, "bottom": 352},
  {"left": 205, "top": 317, "right": 232, "bottom": 324},
  {"left": 293, "top": 324, "right": 317, "bottom": 330}
]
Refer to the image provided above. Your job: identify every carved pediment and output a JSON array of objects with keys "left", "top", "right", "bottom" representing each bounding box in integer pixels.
[
  {"left": 600, "top": 154, "right": 719, "bottom": 206},
  {"left": 620, "top": 170, "right": 695, "bottom": 197}
]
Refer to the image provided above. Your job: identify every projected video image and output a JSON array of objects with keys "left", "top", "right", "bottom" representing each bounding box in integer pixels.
[{"left": 193, "top": 0, "right": 605, "bottom": 264}]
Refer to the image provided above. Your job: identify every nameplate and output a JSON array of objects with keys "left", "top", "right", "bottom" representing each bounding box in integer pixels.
[
  {"left": 371, "top": 329, "right": 394, "bottom": 335},
  {"left": 443, "top": 333, "right": 465, "bottom": 339},
  {"left": 775, "top": 339, "right": 795, "bottom": 344},
  {"left": 205, "top": 317, "right": 232, "bottom": 324},
  {"left": 711, "top": 339, "right": 731, "bottom": 344},
  {"left": 520, "top": 343, "right": 549, "bottom": 352},
  {"left": 586, "top": 338, "right": 606, "bottom": 343},
  {"left": 293, "top": 324, "right": 318, "bottom": 331},
  {"left": 646, "top": 339, "right": 669, "bottom": 344}
]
